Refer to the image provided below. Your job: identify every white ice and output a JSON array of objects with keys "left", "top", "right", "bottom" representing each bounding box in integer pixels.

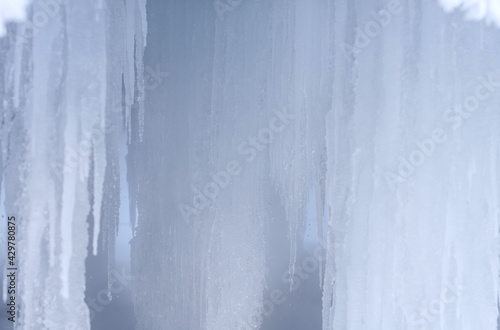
[{"left": 1, "top": 0, "right": 500, "bottom": 330}]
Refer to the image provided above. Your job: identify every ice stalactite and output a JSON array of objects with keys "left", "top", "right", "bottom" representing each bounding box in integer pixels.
[
  {"left": 0, "top": 0, "right": 144, "bottom": 328},
  {"left": 322, "top": 0, "right": 500, "bottom": 329},
  {"left": 0, "top": 0, "right": 105, "bottom": 327},
  {"left": 1, "top": 0, "right": 499, "bottom": 329},
  {"left": 135, "top": 0, "right": 147, "bottom": 142}
]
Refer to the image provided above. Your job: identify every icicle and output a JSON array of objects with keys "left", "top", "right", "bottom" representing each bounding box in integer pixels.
[
  {"left": 92, "top": 136, "right": 106, "bottom": 256},
  {"left": 314, "top": 178, "right": 324, "bottom": 288},
  {"left": 135, "top": 0, "right": 147, "bottom": 142},
  {"left": 124, "top": 0, "right": 136, "bottom": 141},
  {"left": 60, "top": 130, "right": 77, "bottom": 299}
]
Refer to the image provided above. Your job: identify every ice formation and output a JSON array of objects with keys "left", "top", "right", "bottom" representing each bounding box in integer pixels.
[
  {"left": 0, "top": 0, "right": 499, "bottom": 329},
  {"left": 0, "top": 0, "right": 146, "bottom": 328}
]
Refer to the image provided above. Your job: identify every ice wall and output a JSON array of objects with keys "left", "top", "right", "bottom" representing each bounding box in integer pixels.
[
  {"left": 0, "top": 0, "right": 146, "bottom": 329},
  {"left": 128, "top": 0, "right": 330, "bottom": 329},
  {"left": 323, "top": 1, "right": 500, "bottom": 329},
  {"left": 119, "top": 0, "right": 500, "bottom": 329},
  {"left": 1, "top": 0, "right": 499, "bottom": 329}
]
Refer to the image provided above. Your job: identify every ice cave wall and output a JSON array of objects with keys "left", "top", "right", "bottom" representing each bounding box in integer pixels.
[
  {"left": 128, "top": 0, "right": 329, "bottom": 328},
  {"left": 0, "top": 0, "right": 146, "bottom": 329},
  {"left": 0, "top": 0, "right": 500, "bottom": 330},
  {"left": 323, "top": 1, "right": 500, "bottom": 329}
]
